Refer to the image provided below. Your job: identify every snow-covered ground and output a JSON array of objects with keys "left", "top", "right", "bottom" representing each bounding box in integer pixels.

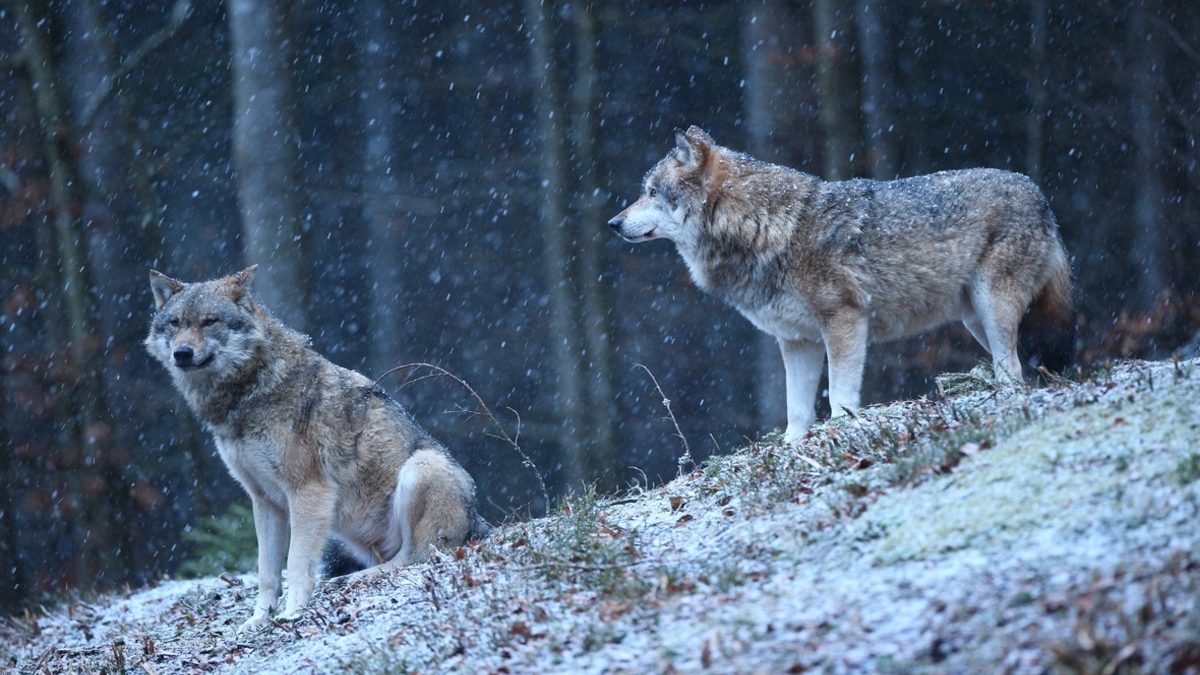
[{"left": 5, "top": 358, "right": 1199, "bottom": 674}]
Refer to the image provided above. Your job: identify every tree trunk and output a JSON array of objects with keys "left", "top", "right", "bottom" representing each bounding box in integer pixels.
[
  {"left": 813, "top": 0, "right": 860, "bottom": 180},
  {"left": 896, "top": 14, "right": 929, "bottom": 176},
  {"left": 72, "top": 0, "right": 208, "bottom": 542},
  {"left": 79, "top": 0, "right": 173, "bottom": 270},
  {"left": 568, "top": 2, "right": 619, "bottom": 489},
  {"left": 1128, "top": 0, "right": 1168, "bottom": 310},
  {"left": 525, "top": 0, "right": 589, "bottom": 493},
  {"left": 357, "top": 0, "right": 409, "bottom": 378},
  {"left": 226, "top": 0, "right": 309, "bottom": 330},
  {"left": 1025, "top": 0, "right": 1048, "bottom": 184},
  {"left": 741, "top": 0, "right": 794, "bottom": 434},
  {"left": 0, "top": 305, "right": 23, "bottom": 612},
  {"left": 14, "top": 0, "right": 132, "bottom": 589},
  {"left": 855, "top": 0, "right": 898, "bottom": 179}
]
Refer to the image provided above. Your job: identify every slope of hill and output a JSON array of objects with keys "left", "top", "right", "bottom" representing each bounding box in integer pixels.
[{"left": 4, "top": 358, "right": 1199, "bottom": 674}]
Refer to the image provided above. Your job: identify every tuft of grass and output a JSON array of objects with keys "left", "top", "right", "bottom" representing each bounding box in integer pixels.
[
  {"left": 1175, "top": 453, "right": 1200, "bottom": 485},
  {"left": 884, "top": 411, "right": 1023, "bottom": 487},
  {"left": 935, "top": 361, "right": 1003, "bottom": 398},
  {"left": 698, "top": 439, "right": 821, "bottom": 506},
  {"left": 759, "top": 429, "right": 787, "bottom": 445},
  {"left": 485, "top": 485, "right": 653, "bottom": 602}
]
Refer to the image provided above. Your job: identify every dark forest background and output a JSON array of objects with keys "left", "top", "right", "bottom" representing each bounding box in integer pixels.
[{"left": 1, "top": 0, "right": 1198, "bottom": 614}]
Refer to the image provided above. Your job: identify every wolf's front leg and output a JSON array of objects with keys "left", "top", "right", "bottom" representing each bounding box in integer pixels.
[
  {"left": 823, "top": 310, "right": 869, "bottom": 418},
  {"left": 240, "top": 497, "right": 288, "bottom": 633},
  {"left": 780, "top": 338, "right": 825, "bottom": 443},
  {"left": 277, "top": 482, "right": 335, "bottom": 621}
]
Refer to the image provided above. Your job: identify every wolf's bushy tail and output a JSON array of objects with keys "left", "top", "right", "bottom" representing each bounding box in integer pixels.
[
  {"left": 1019, "top": 244, "right": 1076, "bottom": 373},
  {"left": 470, "top": 513, "right": 492, "bottom": 541}
]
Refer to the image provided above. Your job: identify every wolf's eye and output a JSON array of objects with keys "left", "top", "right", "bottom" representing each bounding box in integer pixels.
[
  {"left": 648, "top": 187, "right": 659, "bottom": 198},
  {"left": 202, "top": 317, "right": 220, "bottom": 327},
  {"left": 168, "top": 318, "right": 180, "bottom": 328}
]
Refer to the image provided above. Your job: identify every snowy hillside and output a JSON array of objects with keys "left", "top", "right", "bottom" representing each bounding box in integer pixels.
[{"left": 4, "top": 358, "right": 1199, "bottom": 674}]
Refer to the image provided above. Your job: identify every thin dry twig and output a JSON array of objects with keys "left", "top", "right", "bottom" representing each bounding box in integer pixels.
[
  {"left": 635, "top": 364, "right": 693, "bottom": 474},
  {"left": 31, "top": 645, "right": 57, "bottom": 672},
  {"left": 1150, "top": 14, "right": 1200, "bottom": 64},
  {"left": 423, "top": 570, "right": 440, "bottom": 611},
  {"left": 377, "top": 362, "right": 550, "bottom": 515}
]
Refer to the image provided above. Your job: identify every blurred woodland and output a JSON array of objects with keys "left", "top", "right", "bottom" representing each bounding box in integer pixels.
[{"left": 0, "top": 0, "right": 1198, "bottom": 613}]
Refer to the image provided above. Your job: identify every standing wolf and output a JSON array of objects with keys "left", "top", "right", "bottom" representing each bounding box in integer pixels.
[
  {"left": 146, "top": 266, "right": 485, "bottom": 632},
  {"left": 609, "top": 126, "right": 1074, "bottom": 443}
]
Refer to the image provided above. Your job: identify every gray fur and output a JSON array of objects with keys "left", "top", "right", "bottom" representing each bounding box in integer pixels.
[{"left": 146, "top": 267, "right": 483, "bottom": 632}]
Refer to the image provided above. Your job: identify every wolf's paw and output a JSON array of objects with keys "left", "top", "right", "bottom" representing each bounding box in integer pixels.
[
  {"left": 275, "top": 604, "right": 307, "bottom": 623},
  {"left": 782, "top": 426, "right": 808, "bottom": 446},
  {"left": 237, "top": 609, "right": 272, "bottom": 634}
]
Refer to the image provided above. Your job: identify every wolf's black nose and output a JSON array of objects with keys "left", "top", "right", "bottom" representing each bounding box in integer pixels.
[
  {"left": 173, "top": 346, "right": 194, "bottom": 365},
  {"left": 607, "top": 216, "right": 623, "bottom": 232}
]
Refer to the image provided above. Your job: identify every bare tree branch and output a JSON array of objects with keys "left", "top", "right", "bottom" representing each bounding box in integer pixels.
[
  {"left": 79, "top": 0, "right": 192, "bottom": 130},
  {"left": 377, "top": 362, "right": 551, "bottom": 516},
  {"left": 1149, "top": 14, "right": 1200, "bottom": 64}
]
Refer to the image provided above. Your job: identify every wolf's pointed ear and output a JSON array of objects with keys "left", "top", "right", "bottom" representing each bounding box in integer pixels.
[
  {"left": 674, "top": 128, "right": 694, "bottom": 162},
  {"left": 226, "top": 265, "right": 259, "bottom": 310},
  {"left": 230, "top": 265, "right": 258, "bottom": 289},
  {"left": 685, "top": 125, "right": 714, "bottom": 146},
  {"left": 674, "top": 125, "right": 713, "bottom": 168},
  {"left": 149, "top": 270, "right": 184, "bottom": 310}
]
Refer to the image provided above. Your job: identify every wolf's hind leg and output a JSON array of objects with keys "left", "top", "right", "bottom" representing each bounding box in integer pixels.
[
  {"left": 962, "top": 311, "right": 992, "bottom": 355},
  {"left": 389, "top": 449, "right": 472, "bottom": 566},
  {"left": 780, "top": 338, "right": 824, "bottom": 443},
  {"left": 969, "top": 280, "right": 1025, "bottom": 382},
  {"left": 823, "top": 310, "right": 869, "bottom": 418}
]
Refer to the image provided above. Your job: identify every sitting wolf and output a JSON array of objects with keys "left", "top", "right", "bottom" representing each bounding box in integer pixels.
[
  {"left": 146, "top": 266, "right": 485, "bottom": 632},
  {"left": 609, "top": 126, "right": 1074, "bottom": 443}
]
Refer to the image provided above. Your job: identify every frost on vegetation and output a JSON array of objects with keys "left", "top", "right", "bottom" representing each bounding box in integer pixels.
[
  {"left": 934, "top": 359, "right": 1002, "bottom": 397},
  {"left": 4, "top": 358, "right": 1200, "bottom": 674},
  {"left": 868, "top": 365, "right": 1200, "bottom": 563}
]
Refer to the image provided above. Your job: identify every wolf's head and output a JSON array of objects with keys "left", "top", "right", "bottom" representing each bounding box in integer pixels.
[
  {"left": 145, "top": 266, "right": 267, "bottom": 380},
  {"left": 608, "top": 125, "right": 717, "bottom": 247}
]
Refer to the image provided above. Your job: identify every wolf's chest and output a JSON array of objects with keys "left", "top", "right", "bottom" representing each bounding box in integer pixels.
[
  {"left": 737, "top": 294, "right": 823, "bottom": 343},
  {"left": 213, "top": 434, "right": 289, "bottom": 506}
]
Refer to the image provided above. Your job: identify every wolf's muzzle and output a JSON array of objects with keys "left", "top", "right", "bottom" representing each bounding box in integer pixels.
[
  {"left": 173, "top": 346, "right": 196, "bottom": 367},
  {"left": 173, "top": 345, "right": 213, "bottom": 370}
]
